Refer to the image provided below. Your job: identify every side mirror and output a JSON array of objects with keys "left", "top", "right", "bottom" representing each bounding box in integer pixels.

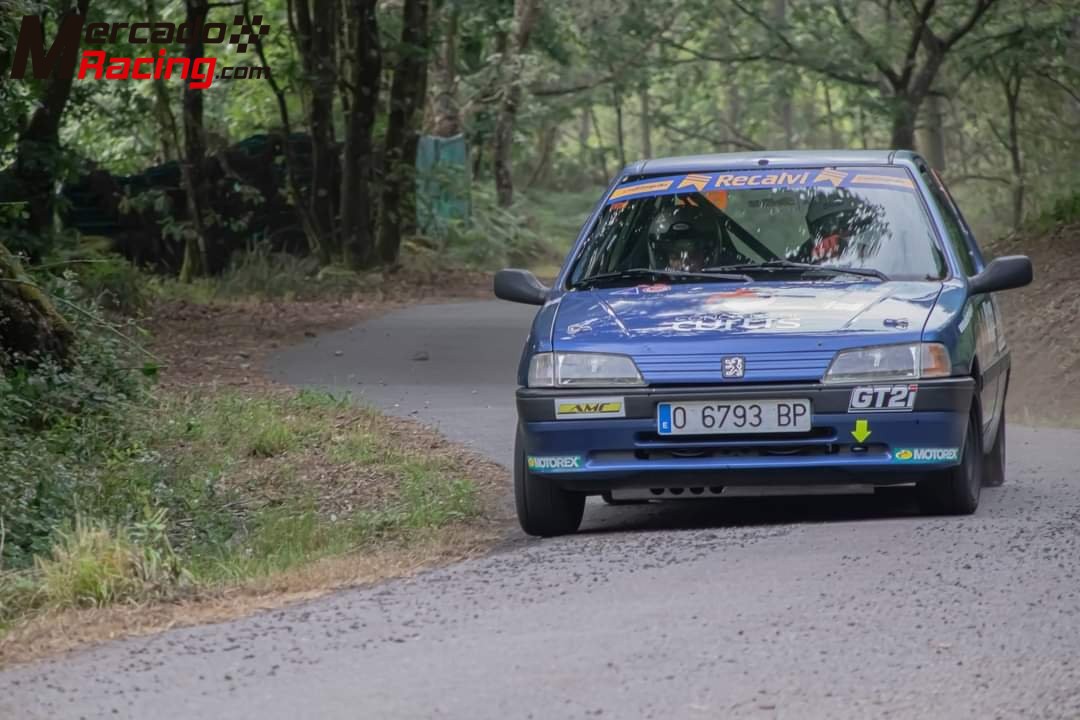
[
  {"left": 967, "top": 255, "right": 1033, "bottom": 295},
  {"left": 494, "top": 268, "right": 550, "bottom": 305}
]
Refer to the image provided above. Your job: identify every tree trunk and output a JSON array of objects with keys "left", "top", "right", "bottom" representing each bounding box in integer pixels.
[
  {"left": 0, "top": 243, "right": 74, "bottom": 367},
  {"left": 612, "top": 86, "right": 626, "bottom": 168},
  {"left": 246, "top": 0, "right": 322, "bottom": 259},
  {"left": 589, "top": 105, "right": 609, "bottom": 181},
  {"left": 297, "top": 0, "right": 339, "bottom": 263},
  {"left": 639, "top": 82, "right": 652, "bottom": 159},
  {"left": 918, "top": 93, "right": 946, "bottom": 170},
  {"left": 428, "top": 1, "right": 461, "bottom": 137},
  {"left": 378, "top": 0, "right": 431, "bottom": 267},
  {"left": 10, "top": 0, "right": 90, "bottom": 249},
  {"left": 492, "top": 0, "right": 541, "bottom": 208},
  {"left": 1002, "top": 68, "right": 1024, "bottom": 230},
  {"left": 339, "top": 0, "right": 381, "bottom": 270},
  {"left": 889, "top": 95, "right": 919, "bottom": 151},
  {"left": 311, "top": 0, "right": 339, "bottom": 261},
  {"left": 823, "top": 82, "right": 841, "bottom": 148},
  {"left": 145, "top": 0, "right": 180, "bottom": 162},
  {"left": 772, "top": 0, "right": 793, "bottom": 149},
  {"left": 577, "top": 107, "right": 591, "bottom": 174},
  {"left": 726, "top": 85, "right": 743, "bottom": 152},
  {"left": 527, "top": 122, "right": 557, "bottom": 188},
  {"left": 178, "top": 0, "right": 210, "bottom": 283}
]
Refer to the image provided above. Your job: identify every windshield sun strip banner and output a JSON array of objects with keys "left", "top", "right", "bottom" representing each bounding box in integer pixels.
[{"left": 605, "top": 167, "right": 916, "bottom": 205}]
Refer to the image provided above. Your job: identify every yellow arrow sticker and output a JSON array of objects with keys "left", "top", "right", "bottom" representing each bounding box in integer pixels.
[{"left": 851, "top": 419, "right": 871, "bottom": 443}]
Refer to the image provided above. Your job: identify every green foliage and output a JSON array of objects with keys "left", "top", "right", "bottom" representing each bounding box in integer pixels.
[
  {"left": 34, "top": 512, "right": 186, "bottom": 608},
  {"left": 0, "top": 273, "right": 149, "bottom": 566},
  {"left": 151, "top": 244, "right": 386, "bottom": 302},
  {"left": 43, "top": 248, "right": 152, "bottom": 314},
  {"left": 1038, "top": 192, "right": 1080, "bottom": 230},
  {"left": 0, "top": 378, "right": 483, "bottom": 626},
  {"left": 440, "top": 184, "right": 581, "bottom": 268}
]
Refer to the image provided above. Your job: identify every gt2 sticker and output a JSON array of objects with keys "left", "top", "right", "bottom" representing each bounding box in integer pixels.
[
  {"left": 892, "top": 447, "right": 960, "bottom": 463},
  {"left": 849, "top": 384, "right": 918, "bottom": 412},
  {"left": 527, "top": 455, "right": 584, "bottom": 472},
  {"left": 555, "top": 397, "right": 625, "bottom": 420}
]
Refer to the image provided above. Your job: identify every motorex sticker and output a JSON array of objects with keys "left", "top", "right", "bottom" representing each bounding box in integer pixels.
[
  {"left": 527, "top": 455, "right": 585, "bottom": 472},
  {"left": 892, "top": 447, "right": 960, "bottom": 463}
]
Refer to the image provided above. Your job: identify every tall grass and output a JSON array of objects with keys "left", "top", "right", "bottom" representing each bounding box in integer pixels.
[{"left": 0, "top": 388, "right": 483, "bottom": 628}]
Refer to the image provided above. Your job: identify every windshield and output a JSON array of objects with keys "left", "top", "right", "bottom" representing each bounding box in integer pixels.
[{"left": 568, "top": 166, "right": 947, "bottom": 286}]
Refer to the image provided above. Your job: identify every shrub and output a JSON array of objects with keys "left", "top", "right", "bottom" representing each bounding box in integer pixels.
[
  {"left": 74, "top": 252, "right": 149, "bottom": 314},
  {"left": 33, "top": 512, "right": 185, "bottom": 611},
  {"left": 0, "top": 272, "right": 149, "bottom": 567}
]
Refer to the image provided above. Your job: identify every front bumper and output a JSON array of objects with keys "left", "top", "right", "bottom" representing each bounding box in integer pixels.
[{"left": 516, "top": 378, "right": 975, "bottom": 492}]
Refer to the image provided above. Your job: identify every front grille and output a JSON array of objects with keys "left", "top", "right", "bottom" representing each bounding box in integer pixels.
[{"left": 634, "top": 349, "right": 835, "bottom": 384}]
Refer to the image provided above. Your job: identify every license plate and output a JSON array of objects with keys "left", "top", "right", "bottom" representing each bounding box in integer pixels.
[{"left": 657, "top": 399, "right": 812, "bottom": 435}]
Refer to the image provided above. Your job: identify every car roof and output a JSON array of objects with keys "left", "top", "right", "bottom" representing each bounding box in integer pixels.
[{"left": 626, "top": 149, "right": 919, "bottom": 177}]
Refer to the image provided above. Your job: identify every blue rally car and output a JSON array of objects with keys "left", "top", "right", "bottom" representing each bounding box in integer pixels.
[{"left": 494, "top": 151, "right": 1032, "bottom": 536}]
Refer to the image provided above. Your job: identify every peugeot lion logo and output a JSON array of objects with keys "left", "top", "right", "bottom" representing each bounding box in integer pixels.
[{"left": 722, "top": 356, "right": 745, "bottom": 379}]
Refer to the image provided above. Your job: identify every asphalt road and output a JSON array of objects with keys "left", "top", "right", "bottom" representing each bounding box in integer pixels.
[{"left": 3, "top": 300, "right": 1080, "bottom": 719}]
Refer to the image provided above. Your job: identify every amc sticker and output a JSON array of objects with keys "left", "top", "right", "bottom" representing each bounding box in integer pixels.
[
  {"left": 849, "top": 384, "right": 918, "bottom": 412},
  {"left": 554, "top": 396, "right": 626, "bottom": 420}
]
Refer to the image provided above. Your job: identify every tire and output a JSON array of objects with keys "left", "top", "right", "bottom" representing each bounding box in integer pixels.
[
  {"left": 982, "top": 413, "right": 1006, "bottom": 487},
  {"left": 514, "top": 425, "right": 585, "bottom": 537},
  {"left": 916, "top": 409, "right": 982, "bottom": 516}
]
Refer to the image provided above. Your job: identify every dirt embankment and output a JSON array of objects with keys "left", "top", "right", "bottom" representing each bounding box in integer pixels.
[{"left": 992, "top": 221, "right": 1080, "bottom": 426}]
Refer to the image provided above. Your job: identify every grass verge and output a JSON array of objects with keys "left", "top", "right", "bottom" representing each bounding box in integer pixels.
[{"left": 0, "top": 387, "right": 507, "bottom": 666}]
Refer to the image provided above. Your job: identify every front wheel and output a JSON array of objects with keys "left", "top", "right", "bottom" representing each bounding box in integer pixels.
[
  {"left": 983, "top": 413, "right": 1006, "bottom": 487},
  {"left": 916, "top": 409, "right": 982, "bottom": 515},
  {"left": 514, "top": 425, "right": 585, "bottom": 537}
]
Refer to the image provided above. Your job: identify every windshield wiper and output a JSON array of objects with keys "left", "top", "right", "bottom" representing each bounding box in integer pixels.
[
  {"left": 705, "top": 260, "right": 888, "bottom": 282},
  {"left": 572, "top": 267, "right": 751, "bottom": 289}
]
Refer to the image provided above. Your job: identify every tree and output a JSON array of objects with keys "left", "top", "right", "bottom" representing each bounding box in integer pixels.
[
  {"left": 677, "top": 0, "right": 1006, "bottom": 150},
  {"left": 339, "top": 0, "right": 381, "bottom": 269},
  {"left": 178, "top": 0, "right": 211, "bottom": 283},
  {"left": 293, "top": 0, "right": 339, "bottom": 263},
  {"left": 989, "top": 59, "right": 1024, "bottom": 229},
  {"left": 492, "top": 0, "right": 542, "bottom": 207},
  {"left": 378, "top": 0, "right": 431, "bottom": 267},
  {"left": 8, "top": 0, "right": 90, "bottom": 249},
  {"left": 428, "top": 0, "right": 462, "bottom": 137},
  {"left": 144, "top": 0, "right": 180, "bottom": 163}
]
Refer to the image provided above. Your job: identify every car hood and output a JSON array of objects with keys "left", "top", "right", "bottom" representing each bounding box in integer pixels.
[{"left": 551, "top": 281, "right": 943, "bottom": 384}]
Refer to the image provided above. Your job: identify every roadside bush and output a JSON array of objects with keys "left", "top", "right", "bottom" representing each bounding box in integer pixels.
[
  {"left": 0, "top": 273, "right": 149, "bottom": 567},
  {"left": 1039, "top": 192, "right": 1080, "bottom": 229},
  {"left": 35, "top": 511, "right": 186, "bottom": 609},
  {"left": 150, "top": 243, "right": 383, "bottom": 302},
  {"left": 443, "top": 185, "right": 558, "bottom": 268},
  {"left": 73, "top": 251, "right": 149, "bottom": 314}
]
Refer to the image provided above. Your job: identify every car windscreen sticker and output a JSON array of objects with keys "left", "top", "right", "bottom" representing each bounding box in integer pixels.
[{"left": 606, "top": 167, "right": 915, "bottom": 205}]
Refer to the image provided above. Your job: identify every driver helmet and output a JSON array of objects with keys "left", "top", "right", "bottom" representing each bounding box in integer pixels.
[
  {"left": 805, "top": 190, "right": 873, "bottom": 237},
  {"left": 648, "top": 203, "right": 721, "bottom": 272},
  {"left": 804, "top": 190, "right": 872, "bottom": 261}
]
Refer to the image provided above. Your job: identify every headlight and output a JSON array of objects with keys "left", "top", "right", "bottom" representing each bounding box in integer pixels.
[
  {"left": 528, "top": 352, "right": 645, "bottom": 388},
  {"left": 823, "top": 343, "right": 951, "bottom": 384}
]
